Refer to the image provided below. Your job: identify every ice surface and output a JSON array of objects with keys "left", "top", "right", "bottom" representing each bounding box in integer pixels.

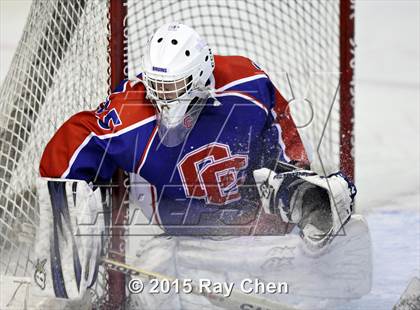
[
  {"left": 0, "top": 1, "right": 419, "bottom": 309},
  {"left": 355, "top": 1, "right": 420, "bottom": 213}
]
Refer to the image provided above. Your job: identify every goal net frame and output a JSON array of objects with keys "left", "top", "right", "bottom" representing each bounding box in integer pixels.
[{"left": 108, "top": 1, "right": 355, "bottom": 303}]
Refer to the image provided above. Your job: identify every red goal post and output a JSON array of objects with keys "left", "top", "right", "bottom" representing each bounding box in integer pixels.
[
  {"left": 108, "top": 1, "right": 128, "bottom": 307},
  {"left": 340, "top": 0, "right": 356, "bottom": 181}
]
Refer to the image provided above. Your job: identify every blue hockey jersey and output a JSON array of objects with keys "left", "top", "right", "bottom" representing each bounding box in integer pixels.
[{"left": 40, "top": 55, "right": 308, "bottom": 235}]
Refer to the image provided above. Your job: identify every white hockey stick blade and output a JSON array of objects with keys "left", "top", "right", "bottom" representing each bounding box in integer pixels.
[
  {"left": 102, "top": 257, "right": 299, "bottom": 310},
  {"left": 393, "top": 277, "right": 420, "bottom": 310}
]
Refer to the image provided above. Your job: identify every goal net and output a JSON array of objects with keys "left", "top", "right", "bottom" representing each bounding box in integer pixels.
[{"left": 0, "top": 0, "right": 354, "bottom": 308}]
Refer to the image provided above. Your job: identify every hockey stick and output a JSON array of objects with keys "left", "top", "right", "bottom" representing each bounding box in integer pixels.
[{"left": 101, "top": 257, "right": 298, "bottom": 310}]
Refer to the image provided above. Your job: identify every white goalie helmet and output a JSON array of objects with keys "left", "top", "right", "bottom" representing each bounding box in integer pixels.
[{"left": 142, "top": 22, "right": 215, "bottom": 143}]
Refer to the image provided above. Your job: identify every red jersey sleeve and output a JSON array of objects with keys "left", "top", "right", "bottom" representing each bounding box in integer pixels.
[{"left": 39, "top": 79, "right": 156, "bottom": 181}]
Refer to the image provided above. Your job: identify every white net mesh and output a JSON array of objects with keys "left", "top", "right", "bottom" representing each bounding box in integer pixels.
[
  {"left": 0, "top": 0, "right": 345, "bottom": 307},
  {"left": 0, "top": 0, "right": 109, "bottom": 285}
]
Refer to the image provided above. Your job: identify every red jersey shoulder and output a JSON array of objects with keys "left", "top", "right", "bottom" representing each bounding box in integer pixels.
[
  {"left": 94, "top": 79, "right": 155, "bottom": 133},
  {"left": 213, "top": 55, "right": 265, "bottom": 88},
  {"left": 40, "top": 79, "right": 156, "bottom": 178}
]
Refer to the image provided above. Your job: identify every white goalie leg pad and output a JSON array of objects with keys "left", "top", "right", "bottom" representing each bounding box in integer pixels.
[
  {"left": 129, "top": 217, "right": 371, "bottom": 309},
  {"left": 31, "top": 178, "right": 105, "bottom": 301}
]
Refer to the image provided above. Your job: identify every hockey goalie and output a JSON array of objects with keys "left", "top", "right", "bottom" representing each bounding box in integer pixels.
[{"left": 33, "top": 23, "right": 372, "bottom": 309}]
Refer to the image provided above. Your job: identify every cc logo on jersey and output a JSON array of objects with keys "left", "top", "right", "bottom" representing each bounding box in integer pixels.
[{"left": 177, "top": 143, "right": 248, "bottom": 205}]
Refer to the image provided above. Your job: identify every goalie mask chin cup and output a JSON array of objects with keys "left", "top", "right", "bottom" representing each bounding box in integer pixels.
[
  {"left": 142, "top": 22, "right": 215, "bottom": 146},
  {"left": 156, "top": 96, "right": 207, "bottom": 147}
]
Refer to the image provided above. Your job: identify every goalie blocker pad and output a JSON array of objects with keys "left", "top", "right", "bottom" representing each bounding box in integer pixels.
[{"left": 32, "top": 178, "right": 109, "bottom": 300}]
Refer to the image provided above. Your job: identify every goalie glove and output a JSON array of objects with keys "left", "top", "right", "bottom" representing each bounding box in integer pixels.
[{"left": 253, "top": 167, "right": 356, "bottom": 249}]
